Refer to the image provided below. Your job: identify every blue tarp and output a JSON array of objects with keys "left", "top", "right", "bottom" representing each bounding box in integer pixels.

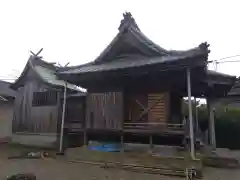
[{"left": 88, "top": 143, "right": 121, "bottom": 152}]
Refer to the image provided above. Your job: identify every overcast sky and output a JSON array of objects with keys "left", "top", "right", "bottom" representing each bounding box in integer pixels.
[{"left": 0, "top": 0, "right": 240, "bottom": 81}]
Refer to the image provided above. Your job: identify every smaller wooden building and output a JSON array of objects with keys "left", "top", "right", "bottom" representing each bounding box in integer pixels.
[
  {"left": 58, "top": 12, "right": 236, "bottom": 150},
  {"left": 10, "top": 55, "right": 84, "bottom": 148},
  {"left": 0, "top": 80, "right": 16, "bottom": 142},
  {"left": 222, "top": 77, "right": 240, "bottom": 107}
]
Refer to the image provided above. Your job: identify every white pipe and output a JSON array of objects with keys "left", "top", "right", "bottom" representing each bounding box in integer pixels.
[
  {"left": 59, "top": 81, "right": 67, "bottom": 153},
  {"left": 186, "top": 68, "right": 195, "bottom": 159}
]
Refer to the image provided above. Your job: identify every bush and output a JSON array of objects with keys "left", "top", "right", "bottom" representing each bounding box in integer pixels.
[
  {"left": 215, "top": 108, "right": 240, "bottom": 149},
  {"left": 198, "top": 106, "right": 240, "bottom": 149},
  {"left": 183, "top": 100, "right": 240, "bottom": 149}
]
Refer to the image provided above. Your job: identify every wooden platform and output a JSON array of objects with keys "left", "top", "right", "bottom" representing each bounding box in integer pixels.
[{"left": 123, "top": 129, "right": 184, "bottom": 135}]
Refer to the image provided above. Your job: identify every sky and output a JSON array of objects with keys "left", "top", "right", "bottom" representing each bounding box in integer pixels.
[{"left": 0, "top": 0, "right": 240, "bottom": 81}]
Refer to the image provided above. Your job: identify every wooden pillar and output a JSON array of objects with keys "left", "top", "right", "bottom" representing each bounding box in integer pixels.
[
  {"left": 149, "top": 135, "right": 153, "bottom": 153},
  {"left": 83, "top": 130, "right": 87, "bottom": 146},
  {"left": 207, "top": 99, "right": 216, "bottom": 148},
  {"left": 83, "top": 98, "right": 87, "bottom": 146},
  {"left": 121, "top": 90, "right": 125, "bottom": 152},
  {"left": 186, "top": 68, "right": 195, "bottom": 159},
  {"left": 121, "top": 134, "right": 124, "bottom": 152}
]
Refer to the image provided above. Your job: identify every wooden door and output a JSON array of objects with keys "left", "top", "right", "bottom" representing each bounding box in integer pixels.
[
  {"left": 147, "top": 92, "right": 169, "bottom": 123},
  {"left": 65, "top": 100, "right": 85, "bottom": 132}
]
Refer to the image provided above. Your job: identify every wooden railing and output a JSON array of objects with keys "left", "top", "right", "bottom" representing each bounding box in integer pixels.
[{"left": 124, "top": 122, "right": 184, "bottom": 131}]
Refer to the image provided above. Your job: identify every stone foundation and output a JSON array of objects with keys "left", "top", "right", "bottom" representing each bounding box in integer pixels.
[{"left": 11, "top": 133, "right": 57, "bottom": 148}]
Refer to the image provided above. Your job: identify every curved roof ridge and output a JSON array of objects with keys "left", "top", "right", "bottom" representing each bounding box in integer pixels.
[
  {"left": 129, "top": 22, "right": 210, "bottom": 56},
  {"left": 129, "top": 27, "right": 170, "bottom": 55},
  {"left": 118, "top": 12, "right": 210, "bottom": 56},
  {"left": 93, "top": 12, "right": 210, "bottom": 64}
]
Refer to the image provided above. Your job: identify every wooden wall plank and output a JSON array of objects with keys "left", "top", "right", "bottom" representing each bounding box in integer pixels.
[
  {"left": 12, "top": 80, "right": 59, "bottom": 133},
  {"left": 86, "top": 92, "right": 123, "bottom": 130}
]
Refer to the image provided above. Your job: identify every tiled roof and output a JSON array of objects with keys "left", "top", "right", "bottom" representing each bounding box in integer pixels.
[
  {"left": 60, "top": 50, "right": 207, "bottom": 75},
  {"left": 59, "top": 12, "right": 210, "bottom": 76}
]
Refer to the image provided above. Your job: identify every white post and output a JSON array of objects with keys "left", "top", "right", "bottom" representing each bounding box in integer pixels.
[
  {"left": 207, "top": 99, "right": 216, "bottom": 148},
  {"left": 212, "top": 108, "right": 216, "bottom": 148},
  {"left": 194, "top": 98, "right": 199, "bottom": 132},
  {"left": 187, "top": 68, "right": 195, "bottom": 159},
  {"left": 59, "top": 81, "right": 67, "bottom": 153}
]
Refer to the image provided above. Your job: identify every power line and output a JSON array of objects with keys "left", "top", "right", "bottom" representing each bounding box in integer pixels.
[
  {"left": 208, "top": 55, "right": 240, "bottom": 63},
  {"left": 216, "top": 60, "right": 240, "bottom": 64},
  {"left": 208, "top": 54, "right": 240, "bottom": 71},
  {"left": 218, "top": 55, "right": 240, "bottom": 61}
]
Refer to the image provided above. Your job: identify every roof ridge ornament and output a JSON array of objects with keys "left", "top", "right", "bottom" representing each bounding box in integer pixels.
[
  {"left": 30, "top": 48, "right": 43, "bottom": 59},
  {"left": 118, "top": 12, "right": 140, "bottom": 32},
  {"left": 199, "top": 42, "right": 210, "bottom": 53}
]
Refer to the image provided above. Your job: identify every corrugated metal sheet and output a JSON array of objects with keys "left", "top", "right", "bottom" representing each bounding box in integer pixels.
[{"left": 35, "top": 66, "right": 81, "bottom": 91}]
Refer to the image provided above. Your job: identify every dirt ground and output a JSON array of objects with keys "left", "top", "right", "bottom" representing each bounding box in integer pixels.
[
  {"left": 1, "top": 159, "right": 240, "bottom": 180},
  {"left": 1, "top": 144, "right": 240, "bottom": 180},
  {"left": 1, "top": 159, "right": 181, "bottom": 180}
]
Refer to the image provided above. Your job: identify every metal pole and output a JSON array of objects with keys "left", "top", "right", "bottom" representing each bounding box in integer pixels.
[
  {"left": 186, "top": 68, "right": 195, "bottom": 159},
  {"left": 59, "top": 81, "right": 67, "bottom": 153}
]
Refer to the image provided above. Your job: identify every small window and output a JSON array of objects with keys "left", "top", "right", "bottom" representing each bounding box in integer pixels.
[{"left": 32, "top": 91, "right": 57, "bottom": 106}]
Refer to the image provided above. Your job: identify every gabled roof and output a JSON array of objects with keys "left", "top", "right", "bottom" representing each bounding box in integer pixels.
[
  {"left": 206, "top": 70, "right": 236, "bottom": 85},
  {"left": 228, "top": 77, "right": 240, "bottom": 96},
  {"left": 0, "top": 80, "right": 16, "bottom": 98},
  {"left": 10, "top": 55, "right": 81, "bottom": 91},
  {"left": 59, "top": 12, "right": 210, "bottom": 76}
]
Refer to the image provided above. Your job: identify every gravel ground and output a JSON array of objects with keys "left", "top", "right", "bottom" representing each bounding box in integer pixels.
[{"left": 203, "top": 167, "right": 240, "bottom": 180}]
